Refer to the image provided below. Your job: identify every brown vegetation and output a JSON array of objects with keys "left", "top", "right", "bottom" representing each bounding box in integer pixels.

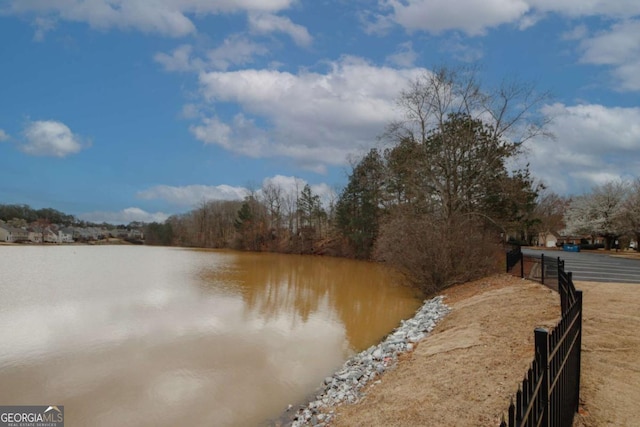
[{"left": 327, "top": 276, "right": 640, "bottom": 427}]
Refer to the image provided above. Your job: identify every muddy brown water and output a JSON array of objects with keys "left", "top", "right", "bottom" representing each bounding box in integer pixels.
[{"left": 0, "top": 246, "right": 421, "bottom": 426}]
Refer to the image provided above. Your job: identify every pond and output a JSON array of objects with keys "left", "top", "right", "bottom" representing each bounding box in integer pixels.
[{"left": 0, "top": 245, "right": 421, "bottom": 426}]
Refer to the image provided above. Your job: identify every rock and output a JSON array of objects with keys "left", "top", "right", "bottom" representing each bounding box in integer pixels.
[{"left": 290, "top": 295, "right": 450, "bottom": 426}]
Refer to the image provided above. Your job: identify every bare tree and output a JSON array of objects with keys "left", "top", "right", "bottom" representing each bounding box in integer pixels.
[{"left": 533, "top": 189, "right": 568, "bottom": 246}]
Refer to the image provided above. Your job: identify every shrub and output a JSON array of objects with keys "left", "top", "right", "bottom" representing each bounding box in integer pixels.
[{"left": 374, "top": 213, "right": 503, "bottom": 296}]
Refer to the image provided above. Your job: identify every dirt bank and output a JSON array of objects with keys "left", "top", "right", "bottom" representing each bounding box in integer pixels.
[{"left": 327, "top": 276, "right": 640, "bottom": 427}]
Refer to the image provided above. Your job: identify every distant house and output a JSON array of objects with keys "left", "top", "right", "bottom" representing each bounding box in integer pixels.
[
  {"left": 537, "top": 231, "right": 560, "bottom": 248},
  {"left": 43, "top": 228, "right": 58, "bottom": 243},
  {"left": 0, "top": 224, "right": 29, "bottom": 243},
  {"left": 0, "top": 224, "right": 13, "bottom": 242},
  {"left": 58, "top": 228, "right": 74, "bottom": 243},
  {"left": 28, "top": 229, "right": 43, "bottom": 243}
]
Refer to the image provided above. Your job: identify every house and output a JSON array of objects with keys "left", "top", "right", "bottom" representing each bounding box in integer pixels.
[
  {"left": 28, "top": 229, "right": 43, "bottom": 243},
  {"left": 537, "top": 231, "right": 560, "bottom": 248},
  {"left": 58, "top": 228, "right": 74, "bottom": 243},
  {"left": 0, "top": 224, "right": 29, "bottom": 242},
  {"left": 0, "top": 224, "right": 13, "bottom": 242},
  {"left": 43, "top": 228, "right": 59, "bottom": 243}
]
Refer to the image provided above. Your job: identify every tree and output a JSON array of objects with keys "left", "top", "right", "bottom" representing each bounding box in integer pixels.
[
  {"left": 619, "top": 178, "right": 640, "bottom": 251},
  {"left": 335, "top": 149, "right": 386, "bottom": 258},
  {"left": 234, "top": 196, "right": 267, "bottom": 250},
  {"left": 564, "top": 181, "right": 629, "bottom": 249},
  {"left": 373, "top": 66, "right": 551, "bottom": 292},
  {"left": 144, "top": 222, "right": 173, "bottom": 246},
  {"left": 533, "top": 190, "right": 568, "bottom": 246}
]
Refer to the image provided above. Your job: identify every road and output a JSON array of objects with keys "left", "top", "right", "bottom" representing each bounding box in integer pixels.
[{"left": 522, "top": 248, "right": 640, "bottom": 284}]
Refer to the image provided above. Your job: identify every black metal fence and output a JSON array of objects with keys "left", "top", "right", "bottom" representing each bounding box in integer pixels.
[
  {"left": 506, "top": 247, "right": 560, "bottom": 290},
  {"left": 501, "top": 247, "right": 583, "bottom": 427}
]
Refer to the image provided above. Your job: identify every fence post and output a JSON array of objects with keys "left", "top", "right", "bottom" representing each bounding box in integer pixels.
[
  {"left": 535, "top": 328, "right": 550, "bottom": 427},
  {"left": 541, "top": 253, "right": 545, "bottom": 285},
  {"left": 575, "top": 290, "right": 583, "bottom": 413}
]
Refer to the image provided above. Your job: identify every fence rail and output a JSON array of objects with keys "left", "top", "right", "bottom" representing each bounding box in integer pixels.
[{"left": 501, "top": 247, "right": 582, "bottom": 427}]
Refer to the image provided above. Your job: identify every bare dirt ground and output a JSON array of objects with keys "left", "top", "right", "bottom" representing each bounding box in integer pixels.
[{"left": 328, "top": 274, "right": 640, "bottom": 427}]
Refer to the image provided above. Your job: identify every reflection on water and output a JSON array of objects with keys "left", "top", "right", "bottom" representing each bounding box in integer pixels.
[{"left": 0, "top": 246, "right": 420, "bottom": 426}]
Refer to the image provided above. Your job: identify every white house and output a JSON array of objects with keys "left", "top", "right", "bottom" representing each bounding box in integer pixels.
[
  {"left": 537, "top": 231, "right": 560, "bottom": 248},
  {"left": 58, "top": 228, "right": 74, "bottom": 243},
  {"left": 0, "top": 224, "right": 13, "bottom": 242},
  {"left": 0, "top": 225, "right": 29, "bottom": 242},
  {"left": 43, "top": 228, "right": 59, "bottom": 243}
]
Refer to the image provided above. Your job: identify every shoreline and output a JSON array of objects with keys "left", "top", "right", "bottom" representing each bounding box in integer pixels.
[{"left": 269, "top": 296, "right": 450, "bottom": 427}]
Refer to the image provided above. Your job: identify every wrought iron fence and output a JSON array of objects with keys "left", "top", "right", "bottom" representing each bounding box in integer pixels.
[{"left": 501, "top": 248, "right": 583, "bottom": 427}]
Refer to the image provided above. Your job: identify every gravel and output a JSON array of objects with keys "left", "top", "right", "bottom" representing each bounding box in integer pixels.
[{"left": 288, "top": 295, "right": 450, "bottom": 426}]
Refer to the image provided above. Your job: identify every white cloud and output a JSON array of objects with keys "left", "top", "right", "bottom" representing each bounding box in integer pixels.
[
  {"left": 78, "top": 207, "right": 169, "bottom": 224},
  {"left": 155, "top": 36, "right": 269, "bottom": 73},
  {"left": 206, "top": 35, "right": 270, "bottom": 70},
  {"left": 4, "top": 0, "right": 296, "bottom": 38},
  {"left": 138, "top": 184, "right": 248, "bottom": 207},
  {"left": 522, "top": 103, "right": 640, "bottom": 194},
  {"left": 20, "top": 120, "right": 87, "bottom": 157},
  {"left": 561, "top": 24, "right": 588, "bottom": 41},
  {"left": 154, "top": 44, "right": 202, "bottom": 72},
  {"left": 529, "top": 0, "right": 640, "bottom": 19},
  {"left": 439, "top": 35, "right": 483, "bottom": 62},
  {"left": 136, "top": 177, "right": 335, "bottom": 208},
  {"left": 386, "top": 41, "right": 418, "bottom": 68},
  {"left": 378, "top": 0, "right": 531, "bottom": 36},
  {"left": 248, "top": 12, "right": 313, "bottom": 47},
  {"left": 192, "top": 56, "right": 424, "bottom": 169},
  {"left": 368, "top": 0, "right": 640, "bottom": 36},
  {"left": 0, "top": 129, "right": 9, "bottom": 141},
  {"left": 32, "top": 16, "right": 56, "bottom": 41},
  {"left": 261, "top": 175, "right": 336, "bottom": 207},
  {"left": 578, "top": 20, "right": 640, "bottom": 91}
]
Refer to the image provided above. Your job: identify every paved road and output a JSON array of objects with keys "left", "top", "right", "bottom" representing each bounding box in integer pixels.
[{"left": 522, "top": 248, "right": 640, "bottom": 284}]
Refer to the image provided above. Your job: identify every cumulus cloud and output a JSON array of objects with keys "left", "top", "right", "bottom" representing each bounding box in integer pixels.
[
  {"left": 367, "top": 0, "right": 640, "bottom": 36},
  {"left": 137, "top": 184, "right": 248, "bottom": 207},
  {"left": 376, "top": 0, "right": 531, "bottom": 36},
  {"left": 578, "top": 19, "right": 640, "bottom": 91},
  {"left": 521, "top": 103, "right": 640, "bottom": 194},
  {"left": 154, "top": 44, "right": 202, "bottom": 72},
  {"left": 20, "top": 120, "right": 87, "bottom": 157},
  {"left": 192, "top": 56, "right": 425, "bottom": 169},
  {"left": 386, "top": 42, "right": 418, "bottom": 67},
  {"left": 78, "top": 207, "right": 169, "bottom": 224},
  {"left": 248, "top": 12, "right": 313, "bottom": 47},
  {"left": 3, "top": 0, "right": 296, "bottom": 38},
  {"left": 206, "top": 35, "right": 270, "bottom": 70},
  {"left": 155, "top": 36, "right": 269, "bottom": 73}
]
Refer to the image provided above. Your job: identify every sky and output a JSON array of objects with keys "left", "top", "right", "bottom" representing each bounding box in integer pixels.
[{"left": 0, "top": 0, "right": 639, "bottom": 224}]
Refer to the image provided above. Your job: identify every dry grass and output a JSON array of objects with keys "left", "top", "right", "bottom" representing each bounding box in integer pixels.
[
  {"left": 572, "top": 281, "right": 640, "bottom": 427},
  {"left": 327, "top": 275, "right": 640, "bottom": 427},
  {"left": 330, "top": 274, "right": 560, "bottom": 427}
]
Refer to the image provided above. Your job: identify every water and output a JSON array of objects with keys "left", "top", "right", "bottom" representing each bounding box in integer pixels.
[{"left": 0, "top": 245, "right": 421, "bottom": 426}]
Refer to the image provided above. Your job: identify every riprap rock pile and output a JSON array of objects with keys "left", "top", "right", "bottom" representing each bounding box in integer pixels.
[{"left": 290, "top": 295, "right": 450, "bottom": 426}]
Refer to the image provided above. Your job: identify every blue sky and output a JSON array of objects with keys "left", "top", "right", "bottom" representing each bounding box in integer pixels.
[{"left": 1, "top": 0, "right": 639, "bottom": 224}]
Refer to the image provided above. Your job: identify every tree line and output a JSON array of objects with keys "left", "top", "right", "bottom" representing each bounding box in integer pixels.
[
  {"left": 147, "top": 66, "right": 561, "bottom": 295},
  {"left": 564, "top": 179, "right": 640, "bottom": 250}
]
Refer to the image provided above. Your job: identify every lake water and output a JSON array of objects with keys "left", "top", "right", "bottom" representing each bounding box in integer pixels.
[{"left": 0, "top": 245, "right": 421, "bottom": 426}]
